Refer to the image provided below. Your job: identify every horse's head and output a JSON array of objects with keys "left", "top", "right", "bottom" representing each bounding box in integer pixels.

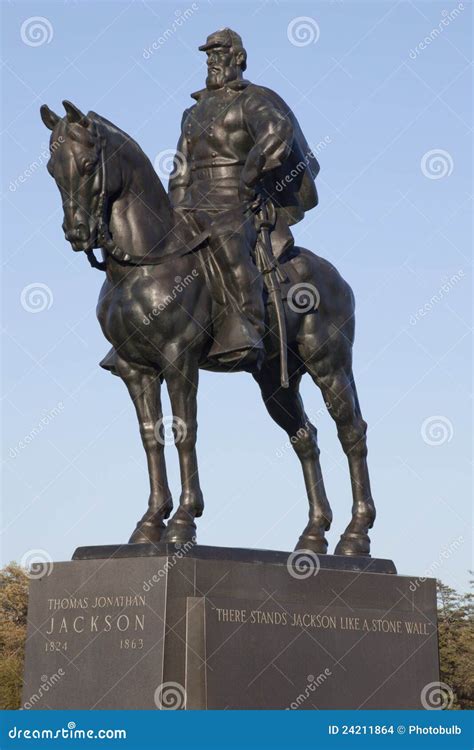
[{"left": 40, "top": 100, "right": 120, "bottom": 253}]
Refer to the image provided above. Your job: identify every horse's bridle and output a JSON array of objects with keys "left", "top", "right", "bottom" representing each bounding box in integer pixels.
[{"left": 84, "top": 130, "right": 131, "bottom": 271}]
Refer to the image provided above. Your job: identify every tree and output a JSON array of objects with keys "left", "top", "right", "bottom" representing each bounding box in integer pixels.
[
  {"left": 436, "top": 577, "right": 473, "bottom": 710},
  {"left": 0, "top": 564, "right": 29, "bottom": 709}
]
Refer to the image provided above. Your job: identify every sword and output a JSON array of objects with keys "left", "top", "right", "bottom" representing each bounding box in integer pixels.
[{"left": 254, "top": 201, "right": 289, "bottom": 389}]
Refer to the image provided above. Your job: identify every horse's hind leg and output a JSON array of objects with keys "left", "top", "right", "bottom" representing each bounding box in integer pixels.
[
  {"left": 254, "top": 363, "right": 332, "bottom": 554},
  {"left": 307, "top": 365, "right": 376, "bottom": 556},
  {"left": 115, "top": 357, "right": 173, "bottom": 544}
]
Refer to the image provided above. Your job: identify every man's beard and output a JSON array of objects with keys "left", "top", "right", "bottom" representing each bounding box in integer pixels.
[{"left": 206, "top": 66, "right": 236, "bottom": 90}]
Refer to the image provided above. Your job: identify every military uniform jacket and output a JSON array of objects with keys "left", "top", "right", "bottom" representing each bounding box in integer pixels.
[{"left": 169, "top": 79, "right": 319, "bottom": 225}]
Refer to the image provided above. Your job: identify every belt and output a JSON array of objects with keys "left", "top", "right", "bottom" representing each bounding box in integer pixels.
[{"left": 191, "top": 164, "right": 243, "bottom": 180}]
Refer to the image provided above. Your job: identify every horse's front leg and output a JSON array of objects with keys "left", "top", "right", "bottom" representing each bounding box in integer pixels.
[
  {"left": 115, "top": 357, "right": 173, "bottom": 544},
  {"left": 162, "top": 358, "right": 203, "bottom": 544}
]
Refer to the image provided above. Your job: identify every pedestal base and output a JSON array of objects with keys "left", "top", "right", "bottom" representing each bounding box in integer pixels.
[{"left": 22, "top": 544, "right": 438, "bottom": 709}]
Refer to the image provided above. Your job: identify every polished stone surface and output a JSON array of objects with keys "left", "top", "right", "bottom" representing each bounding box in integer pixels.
[
  {"left": 72, "top": 542, "right": 397, "bottom": 574},
  {"left": 23, "top": 546, "right": 438, "bottom": 710},
  {"left": 22, "top": 557, "right": 166, "bottom": 709}
]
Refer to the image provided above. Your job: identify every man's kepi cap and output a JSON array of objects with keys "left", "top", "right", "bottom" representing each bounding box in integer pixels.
[
  {"left": 198, "top": 28, "right": 247, "bottom": 70},
  {"left": 198, "top": 28, "right": 244, "bottom": 53}
]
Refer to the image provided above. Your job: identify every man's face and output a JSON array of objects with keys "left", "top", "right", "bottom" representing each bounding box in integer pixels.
[{"left": 205, "top": 46, "right": 240, "bottom": 89}]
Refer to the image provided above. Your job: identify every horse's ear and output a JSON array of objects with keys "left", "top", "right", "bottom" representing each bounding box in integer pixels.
[
  {"left": 40, "top": 104, "right": 60, "bottom": 131},
  {"left": 63, "top": 100, "right": 90, "bottom": 127}
]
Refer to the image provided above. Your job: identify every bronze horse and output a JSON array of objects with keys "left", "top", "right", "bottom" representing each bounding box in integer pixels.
[{"left": 40, "top": 100, "right": 376, "bottom": 556}]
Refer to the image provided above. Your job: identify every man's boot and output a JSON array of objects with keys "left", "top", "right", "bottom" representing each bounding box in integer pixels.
[
  {"left": 209, "top": 310, "right": 264, "bottom": 372},
  {"left": 207, "top": 232, "right": 265, "bottom": 372}
]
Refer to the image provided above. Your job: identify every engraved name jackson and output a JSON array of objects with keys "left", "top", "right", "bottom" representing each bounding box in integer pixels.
[{"left": 45, "top": 594, "right": 146, "bottom": 635}]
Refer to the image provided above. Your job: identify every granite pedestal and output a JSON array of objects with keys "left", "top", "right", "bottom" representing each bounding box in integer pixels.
[{"left": 22, "top": 544, "right": 439, "bottom": 710}]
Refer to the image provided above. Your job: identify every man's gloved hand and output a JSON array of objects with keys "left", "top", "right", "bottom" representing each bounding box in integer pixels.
[{"left": 239, "top": 179, "right": 257, "bottom": 205}]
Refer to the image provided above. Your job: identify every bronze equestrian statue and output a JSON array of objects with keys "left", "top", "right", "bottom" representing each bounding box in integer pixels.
[{"left": 40, "top": 28, "right": 376, "bottom": 557}]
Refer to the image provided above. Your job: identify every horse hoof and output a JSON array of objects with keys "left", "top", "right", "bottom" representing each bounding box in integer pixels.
[
  {"left": 294, "top": 534, "right": 328, "bottom": 555},
  {"left": 163, "top": 526, "right": 196, "bottom": 544},
  {"left": 334, "top": 532, "right": 371, "bottom": 556},
  {"left": 163, "top": 519, "right": 197, "bottom": 545},
  {"left": 128, "top": 521, "right": 165, "bottom": 544}
]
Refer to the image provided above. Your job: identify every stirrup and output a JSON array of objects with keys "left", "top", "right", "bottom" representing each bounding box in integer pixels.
[{"left": 208, "top": 312, "right": 264, "bottom": 365}]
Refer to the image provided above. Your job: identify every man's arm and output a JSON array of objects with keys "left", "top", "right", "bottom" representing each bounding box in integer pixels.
[
  {"left": 241, "top": 93, "right": 293, "bottom": 200},
  {"left": 168, "top": 108, "right": 193, "bottom": 206}
]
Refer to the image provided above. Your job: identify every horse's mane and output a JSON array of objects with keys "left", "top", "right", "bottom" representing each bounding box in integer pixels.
[
  {"left": 86, "top": 111, "right": 172, "bottom": 222},
  {"left": 88, "top": 111, "right": 151, "bottom": 163}
]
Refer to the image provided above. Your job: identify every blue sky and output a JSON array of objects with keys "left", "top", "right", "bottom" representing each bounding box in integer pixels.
[{"left": 1, "top": 0, "right": 472, "bottom": 591}]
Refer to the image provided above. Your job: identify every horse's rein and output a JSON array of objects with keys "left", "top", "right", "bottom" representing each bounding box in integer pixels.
[{"left": 85, "top": 132, "right": 130, "bottom": 272}]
